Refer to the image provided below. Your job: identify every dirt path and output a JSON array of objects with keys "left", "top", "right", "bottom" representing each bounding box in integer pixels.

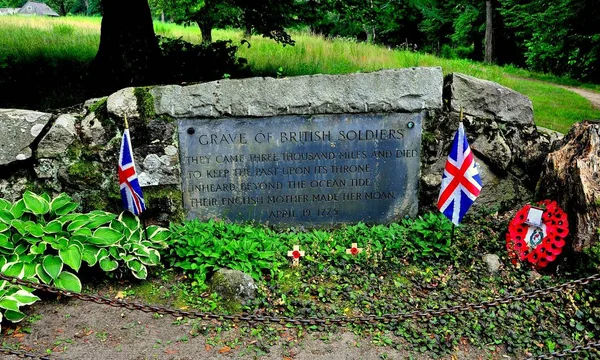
[
  {"left": 555, "top": 84, "right": 600, "bottom": 110},
  {"left": 2, "top": 294, "right": 518, "bottom": 360}
]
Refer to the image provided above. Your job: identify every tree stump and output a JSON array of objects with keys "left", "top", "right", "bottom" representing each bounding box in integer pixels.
[{"left": 537, "top": 121, "right": 600, "bottom": 251}]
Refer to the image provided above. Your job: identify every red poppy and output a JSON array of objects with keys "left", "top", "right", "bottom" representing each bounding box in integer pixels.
[
  {"left": 506, "top": 200, "right": 568, "bottom": 269},
  {"left": 292, "top": 250, "right": 301, "bottom": 259},
  {"left": 351, "top": 247, "right": 359, "bottom": 256}
]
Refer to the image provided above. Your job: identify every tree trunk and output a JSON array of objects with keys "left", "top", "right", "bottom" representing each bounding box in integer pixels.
[
  {"left": 84, "top": 0, "right": 89, "bottom": 14},
  {"left": 244, "top": 21, "right": 252, "bottom": 39},
  {"left": 93, "top": 0, "right": 161, "bottom": 94},
  {"left": 161, "top": 11, "right": 165, "bottom": 23},
  {"left": 484, "top": 0, "right": 494, "bottom": 63},
  {"left": 198, "top": 21, "right": 213, "bottom": 44}
]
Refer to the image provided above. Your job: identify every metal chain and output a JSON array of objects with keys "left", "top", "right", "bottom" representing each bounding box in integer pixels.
[
  {"left": 2, "top": 272, "right": 600, "bottom": 359},
  {"left": 527, "top": 340, "right": 600, "bottom": 359},
  {"left": 1, "top": 272, "right": 599, "bottom": 326},
  {"left": 0, "top": 347, "right": 54, "bottom": 360}
]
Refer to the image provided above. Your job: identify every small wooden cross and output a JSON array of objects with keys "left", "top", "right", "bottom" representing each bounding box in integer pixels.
[
  {"left": 346, "top": 243, "right": 363, "bottom": 256},
  {"left": 287, "top": 245, "right": 305, "bottom": 266}
]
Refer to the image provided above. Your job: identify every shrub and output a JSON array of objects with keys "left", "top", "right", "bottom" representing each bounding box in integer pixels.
[{"left": 0, "top": 191, "right": 170, "bottom": 329}]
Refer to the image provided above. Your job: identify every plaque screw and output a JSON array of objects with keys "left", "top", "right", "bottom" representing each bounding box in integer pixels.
[
  {"left": 187, "top": 127, "right": 195, "bottom": 135},
  {"left": 407, "top": 122, "right": 415, "bottom": 129}
]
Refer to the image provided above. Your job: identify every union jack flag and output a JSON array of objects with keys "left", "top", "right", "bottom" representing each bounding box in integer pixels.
[
  {"left": 437, "top": 123, "right": 482, "bottom": 225},
  {"left": 118, "top": 129, "right": 146, "bottom": 215}
]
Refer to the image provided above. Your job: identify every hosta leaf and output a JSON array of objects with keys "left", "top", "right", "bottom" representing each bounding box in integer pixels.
[
  {"left": 147, "top": 226, "right": 170, "bottom": 242},
  {"left": 128, "top": 229, "right": 142, "bottom": 243},
  {"left": 14, "top": 243, "right": 28, "bottom": 255},
  {"left": 109, "top": 219, "right": 125, "bottom": 233},
  {"left": 0, "top": 297, "right": 19, "bottom": 311},
  {"left": 23, "top": 263, "right": 36, "bottom": 279},
  {"left": 82, "top": 245, "right": 100, "bottom": 266},
  {"left": 99, "top": 257, "right": 118, "bottom": 272},
  {"left": 42, "top": 255, "right": 63, "bottom": 280},
  {"left": 109, "top": 246, "right": 122, "bottom": 260},
  {"left": 0, "top": 209, "right": 13, "bottom": 224},
  {"left": 12, "top": 289, "right": 40, "bottom": 306},
  {"left": 23, "top": 191, "right": 50, "bottom": 216},
  {"left": 44, "top": 220, "right": 63, "bottom": 234},
  {"left": 3, "top": 262, "right": 24, "bottom": 278},
  {"left": 53, "top": 271, "right": 81, "bottom": 293},
  {"left": 0, "top": 223, "right": 8, "bottom": 233},
  {"left": 36, "top": 264, "right": 52, "bottom": 284},
  {"left": 131, "top": 264, "right": 148, "bottom": 280},
  {"left": 73, "top": 228, "right": 92, "bottom": 237},
  {"left": 56, "top": 213, "right": 78, "bottom": 225},
  {"left": 118, "top": 212, "right": 140, "bottom": 232},
  {"left": 126, "top": 259, "right": 143, "bottom": 272},
  {"left": 4, "top": 309, "right": 26, "bottom": 322},
  {"left": 11, "top": 199, "right": 26, "bottom": 218},
  {"left": 67, "top": 220, "right": 89, "bottom": 232},
  {"left": 25, "top": 222, "right": 44, "bottom": 237},
  {"left": 84, "top": 212, "right": 116, "bottom": 229},
  {"left": 0, "top": 198, "right": 11, "bottom": 211},
  {"left": 0, "top": 234, "right": 13, "bottom": 250},
  {"left": 89, "top": 227, "right": 123, "bottom": 246},
  {"left": 50, "top": 193, "right": 78, "bottom": 215},
  {"left": 11, "top": 220, "right": 27, "bottom": 236},
  {"left": 59, "top": 245, "right": 82, "bottom": 272},
  {"left": 49, "top": 237, "right": 68, "bottom": 251}
]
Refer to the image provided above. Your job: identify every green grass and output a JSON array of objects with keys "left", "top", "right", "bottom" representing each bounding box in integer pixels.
[{"left": 1, "top": 15, "right": 599, "bottom": 132}]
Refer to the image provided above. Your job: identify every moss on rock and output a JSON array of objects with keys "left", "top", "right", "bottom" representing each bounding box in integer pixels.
[{"left": 134, "top": 87, "right": 156, "bottom": 125}]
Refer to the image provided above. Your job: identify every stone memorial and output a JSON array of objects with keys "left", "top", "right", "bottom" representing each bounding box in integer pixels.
[{"left": 179, "top": 113, "right": 422, "bottom": 224}]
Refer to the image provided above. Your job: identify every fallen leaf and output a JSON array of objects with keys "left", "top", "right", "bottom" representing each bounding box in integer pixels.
[
  {"left": 115, "top": 291, "right": 126, "bottom": 299},
  {"left": 164, "top": 349, "right": 178, "bottom": 355},
  {"left": 13, "top": 333, "right": 25, "bottom": 339},
  {"left": 218, "top": 346, "right": 231, "bottom": 354},
  {"left": 205, "top": 344, "right": 212, "bottom": 351},
  {"left": 84, "top": 329, "right": 93, "bottom": 336}
]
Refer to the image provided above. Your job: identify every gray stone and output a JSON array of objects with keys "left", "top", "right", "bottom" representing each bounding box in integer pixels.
[
  {"left": 0, "top": 109, "right": 52, "bottom": 165},
  {"left": 151, "top": 68, "right": 443, "bottom": 118},
  {"left": 107, "top": 87, "right": 139, "bottom": 119},
  {"left": 537, "top": 126, "right": 564, "bottom": 148},
  {"left": 210, "top": 268, "right": 257, "bottom": 304},
  {"left": 447, "top": 73, "right": 534, "bottom": 125},
  {"left": 34, "top": 158, "right": 58, "bottom": 179},
  {"left": 38, "top": 114, "right": 77, "bottom": 158},
  {"left": 470, "top": 129, "right": 512, "bottom": 169},
  {"left": 81, "top": 112, "right": 106, "bottom": 146},
  {"left": 483, "top": 254, "right": 501, "bottom": 273}
]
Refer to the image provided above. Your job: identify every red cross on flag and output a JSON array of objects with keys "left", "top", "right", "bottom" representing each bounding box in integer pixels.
[{"left": 437, "top": 123, "right": 482, "bottom": 225}]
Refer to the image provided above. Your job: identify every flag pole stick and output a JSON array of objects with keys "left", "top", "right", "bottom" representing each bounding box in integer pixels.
[
  {"left": 124, "top": 115, "right": 149, "bottom": 242},
  {"left": 451, "top": 223, "right": 455, "bottom": 244}
]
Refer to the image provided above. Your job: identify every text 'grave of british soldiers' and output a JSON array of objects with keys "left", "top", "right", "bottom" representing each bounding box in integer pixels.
[{"left": 179, "top": 113, "right": 423, "bottom": 224}]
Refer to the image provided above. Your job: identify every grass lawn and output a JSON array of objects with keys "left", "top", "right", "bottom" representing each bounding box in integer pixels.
[{"left": 1, "top": 15, "right": 599, "bottom": 132}]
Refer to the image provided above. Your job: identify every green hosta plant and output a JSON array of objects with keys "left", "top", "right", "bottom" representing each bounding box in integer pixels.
[
  {"left": 0, "top": 280, "right": 40, "bottom": 332},
  {"left": 0, "top": 191, "right": 170, "bottom": 326}
]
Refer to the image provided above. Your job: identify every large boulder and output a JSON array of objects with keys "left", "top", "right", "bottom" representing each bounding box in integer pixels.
[
  {"left": 210, "top": 268, "right": 257, "bottom": 304},
  {"left": 537, "top": 121, "right": 600, "bottom": 251},
  {"left": 420, "top": 74, "right": 551, "bottom": 212},
  {"left": 0, "top": 109, "right": 52, "bottom": 165}
]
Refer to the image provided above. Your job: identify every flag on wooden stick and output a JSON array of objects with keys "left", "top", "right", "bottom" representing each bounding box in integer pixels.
[
  {"left": 118, "top": 118, "right": 146, "bottom": 215},
  {"left": 437, "top": 121, "right": 482, "bottom": 225}
]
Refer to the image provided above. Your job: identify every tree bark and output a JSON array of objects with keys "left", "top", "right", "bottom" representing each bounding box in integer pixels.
[
  {"left": 484, "top": 0, "right": 494, "bottom": 63},
  {"left": 198, "top": 21, "right": 214, "bottom": 44},
  {"left": 92, "top": 0, "right": 161, "bottom": 94}
]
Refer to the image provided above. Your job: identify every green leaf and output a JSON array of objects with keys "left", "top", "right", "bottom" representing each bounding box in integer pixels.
[
  {"left": 12, "top": 289, "right": 40, "bottom": 306},
  {"left": 0, "top": 222, "right": 9, "bottom": 233},
  {"left": 49, "top": 237, "right": 68, "bottom": 251},
  {"left": 89, "top": 227, "right": 123, "bottom": 246},
  {"left": 147, "top": 226, "right": 170, "bottom": 242},
  {"left": 82, "top": 245, "right": 100, "bottom": 266},
  {"left": 126, "top": 259, "right": 143, "bottom": 272},
  {"left": 25, "top": 222, "right": 44, "bottom": 237},
  {"left": 99, "top": 257, "right": 119, "bottom": 272},
  {"left": 118, "top": 212, "right": 140, "bottom": 232},
  {"left": 4, "top": 309, "right": 26, "bottom": 322},
  {"left": 73, "top": 228, "right": 92, "bottom": 237},
  {"left": 44, "top": 220, "right": 63, "bottom": 234},
  {"left": 11, "top": 220, "right": 27, "bottom": 236},
  {"left": 138, "top": 249, "right": 160, "bottom": 266},
  {"left": 53, "top": 271, "right": 81, "bottom": 293},
  {"left": 84, "top": 212, "right": 116, "bottom": 229},
  {"left": 0, "top": 234, "right": 13, "bottom": 250},
  {"left": 11, "top": 199, "right": 26, "bottom": 218},
  {"left": 2, "top": 262, "right": 24, "bottom": 278},
  {"left": 35, "top": 264, "right": 52, "bottom": 284},
  {"left": 0, "top": 209, "right": 13, "bottom": 223},
  {"left": 59, "top": 245, "right": 82, "bottom": 272},
  {"left": 67, "top": 219, "right": 89, "bottom": 232},
  {"left": 42, "top": 255, "right": 63, "bottom": 280},
  {"left": 0, "top": 198, "right": 11, "bottom": 211},
  {"left": 23, "top": 191, "right": 50, "bottom": 216},
  {"left": 50, "top": 193, "right": 79, "bottom": 215},
  {"left": 131, "top": 264, "right": 148, "bottom": 280},
  {"left": 0, "top": 297, "right": 19, "bottom": 311}
]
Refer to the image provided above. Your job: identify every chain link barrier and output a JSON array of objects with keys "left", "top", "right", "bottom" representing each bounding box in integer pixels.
[
  {"left": 1, "top": 272, "right": 600, "bottom": 359},
  {"left": 526, "top": 340, "right": 600, "bottom": 359},
  {"left": 0, "top": 347, "right": 53, "bottom": 360}
]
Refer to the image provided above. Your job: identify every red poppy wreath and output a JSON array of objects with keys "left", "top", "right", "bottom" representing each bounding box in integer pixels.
[{"left": 506, "top": 200, "right": 569, "bottom": 269}]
